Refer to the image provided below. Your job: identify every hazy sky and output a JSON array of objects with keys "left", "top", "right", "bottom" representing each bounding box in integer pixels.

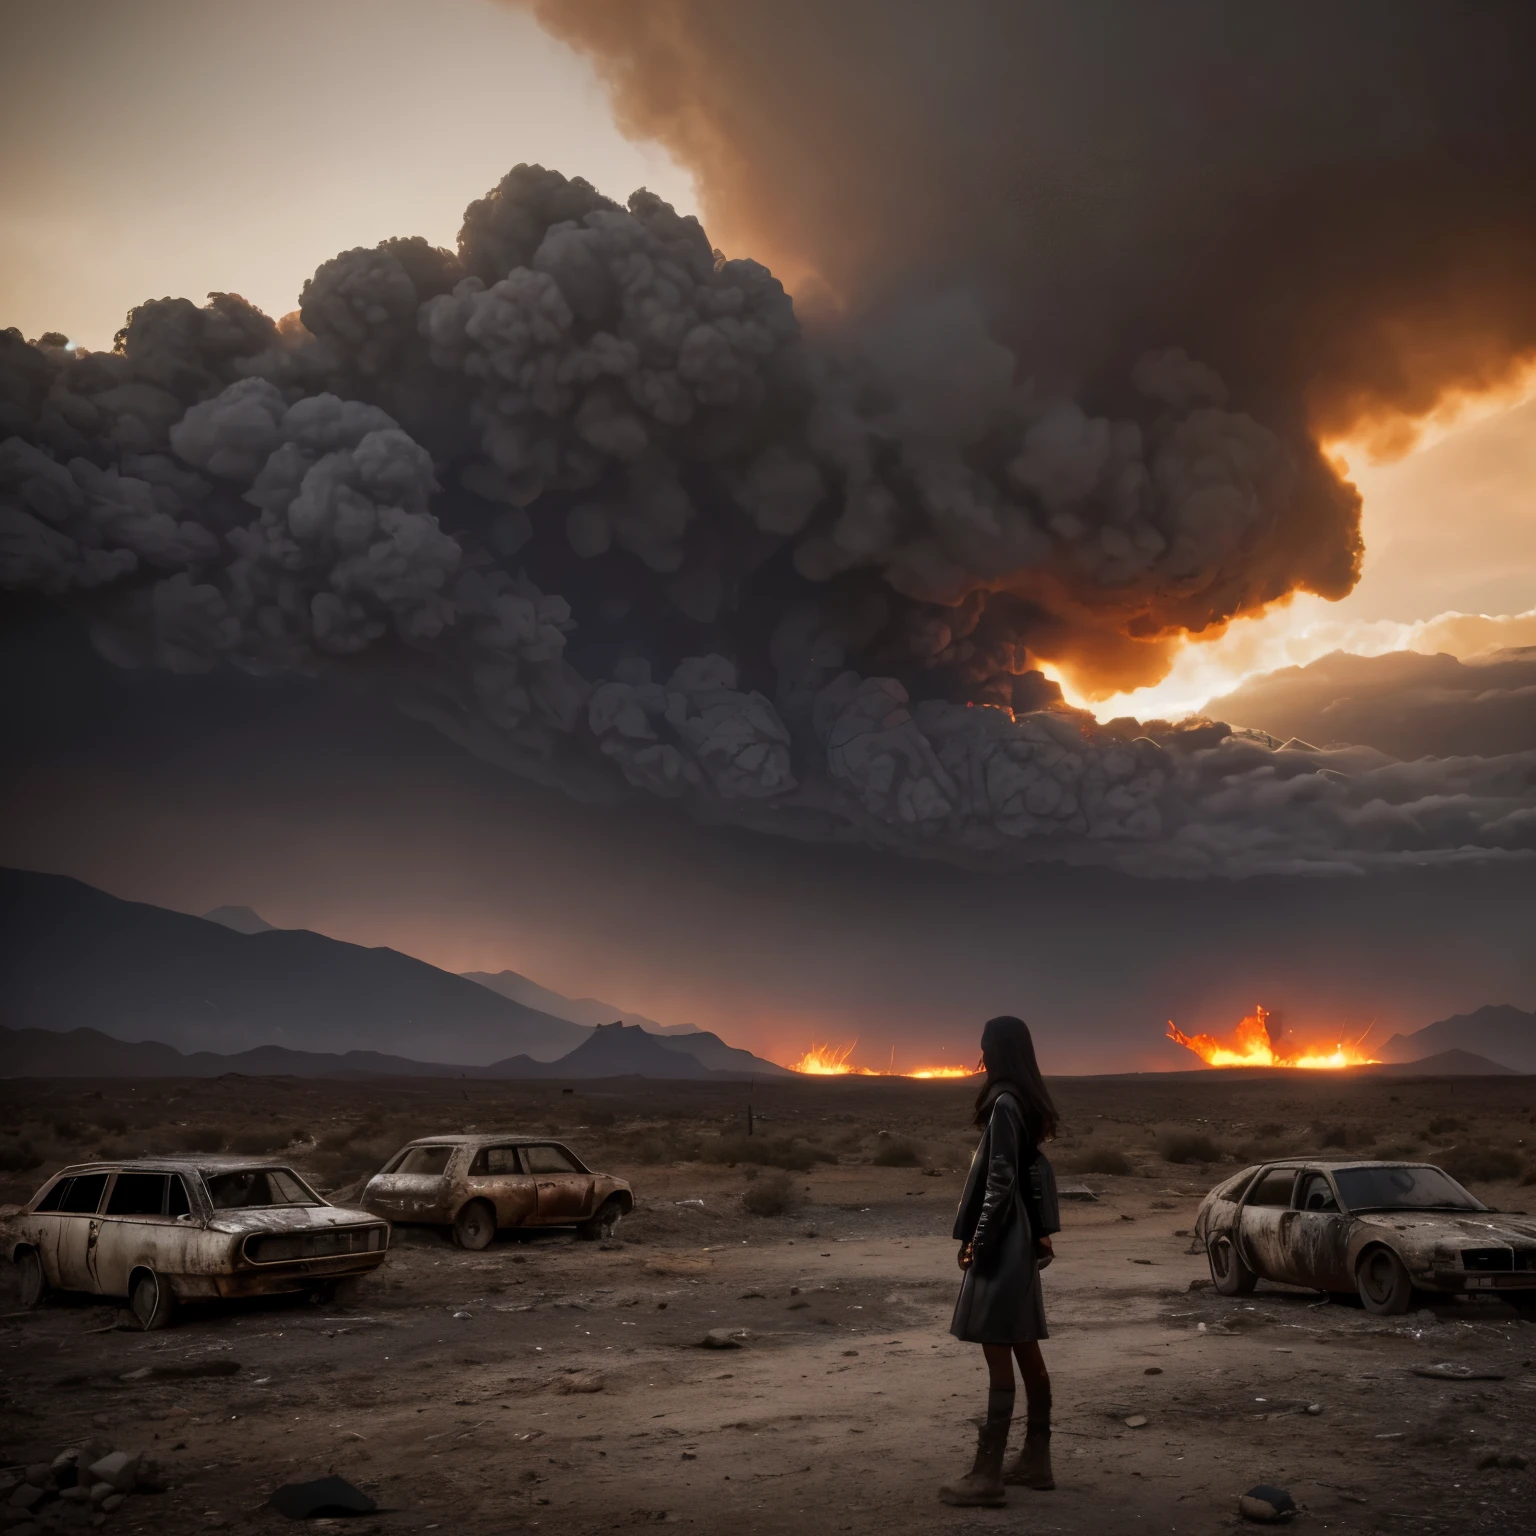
[
  {"left": 1, "top": 2, "right": 1533, "bottom": 1071},
  {"left": 0, "top": 0, "right": 696, "bottom": 349}
]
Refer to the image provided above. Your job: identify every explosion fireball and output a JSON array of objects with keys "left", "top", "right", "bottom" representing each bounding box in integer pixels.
[
  {"left": 1166, "top": 1006, "right": 1379, "bottom": 1070},
  {"left": 788, "top": 1043, "right": 974, "bottom": 1078}
]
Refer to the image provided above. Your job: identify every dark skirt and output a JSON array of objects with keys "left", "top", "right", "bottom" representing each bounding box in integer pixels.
[{"left": 949, "top": 1204, "right": 1049, "bottom": 1344}]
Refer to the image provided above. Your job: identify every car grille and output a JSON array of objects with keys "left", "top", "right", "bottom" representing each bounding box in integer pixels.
[
  {"left": 1460, "top": 1247, "right": 1536, "bottom": 1272},
  {"left": 244, "top": 1226, "right": 387, "bottom": 1264}
]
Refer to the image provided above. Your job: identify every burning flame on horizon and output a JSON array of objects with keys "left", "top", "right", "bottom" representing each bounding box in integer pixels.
[
  {"left": 788, "top": 1042, "right": 975, "bottom": 1079},
  {"left": 1166, "top": 1006, "right": 1380, "bottom": 1070}
]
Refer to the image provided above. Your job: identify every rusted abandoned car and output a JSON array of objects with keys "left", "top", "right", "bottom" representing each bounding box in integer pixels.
[
  {"left": 5, "top": 1157, "right": 390, "bottom": 1329},
  {"left": 361, "top": 1134, "right": 632, "bottom": 1248},
  {"left": 1195, "top": 1158, "right": 1536, "bottom": 1315}
]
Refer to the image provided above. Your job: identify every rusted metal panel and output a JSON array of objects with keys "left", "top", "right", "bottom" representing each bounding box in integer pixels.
[
  {"left": 360, "top": 1134, "right": 632, "bottom": 1235},
  {"left": 4, "top": 1159, "right": 392, "bottom": 1307}
]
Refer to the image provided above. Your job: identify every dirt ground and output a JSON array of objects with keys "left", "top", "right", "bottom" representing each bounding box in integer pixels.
[{"left": 2, "top": 1072, "right": 1533, "bottom": 1536}]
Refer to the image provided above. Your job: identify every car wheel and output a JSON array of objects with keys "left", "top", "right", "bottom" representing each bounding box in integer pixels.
[
  {"left": 15, "top": 1247, "right": 49, "bottom": 1309},
  {"left": 453, "top": 1199, "right": 496, "bottom": 1251},
  {"left": 129, "top": 1269, "right": 177, "bottom": 1331},
  {"left": 1356, "top": 1246, "right": 1413, "bottom": 1316},
  {"left": 1207, "top": 1233, "right": 1257, "bottom": 1296},
  {"left": 578, "top": 1198, "right": 625, "bottom": 1242}
]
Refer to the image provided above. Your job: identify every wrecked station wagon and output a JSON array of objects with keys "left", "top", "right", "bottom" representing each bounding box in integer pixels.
[
  {"left": 361, "top": 1134, "right": 633, "bottom": 1248},
  {"left": 5, "top": 1157, "right": 389, "bottom": 1329},
  {"left": 1194, "top": 1158, "right": 1536, "bottom": 1316}
]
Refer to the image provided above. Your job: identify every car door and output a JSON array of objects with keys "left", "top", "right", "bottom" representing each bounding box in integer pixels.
[
  {"left": 522, "top": 1144, "right": 594, "bottom": 1223},
  {"left": 1237, "top": 1166, "right": 1298, "bottom": 1282},
  {"left": 53, "top": 1171, "right": 111, "bottom": 1292},
  {"left": 1275, "top": 1169, "right": 1354, "bottom": 1290},
  {"left": 465, "top": 1145, "right": 537, "bottom": 1227},
  {"left": 94, "top": 1172, "right": 193, "bottom": 1297}
]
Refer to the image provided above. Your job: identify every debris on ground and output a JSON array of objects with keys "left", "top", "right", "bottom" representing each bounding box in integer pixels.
[
  {"left": 702, "top": 1328, "right": 745, "bottom": 1349},
  {"left": 1238, "top": 1485, "right": 1297, "bottom": 1524},
  {"left": 265, "top": 1475, "right": 378, "bottom": 1519},
  {"left": 1411, "top": 1363, "right": 1507, "bottom": 1381}
]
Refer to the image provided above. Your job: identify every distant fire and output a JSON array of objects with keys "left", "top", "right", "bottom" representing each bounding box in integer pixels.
[
  {"left": 787, "top": 1042, "right": 976, "bottom": 1079},
  {"left": 1166, "top": 1006, "right": 1379, "bottom": 1069}
]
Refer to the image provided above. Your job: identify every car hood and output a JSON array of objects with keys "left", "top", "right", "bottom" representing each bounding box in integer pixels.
[
  {"left": 1356, "top": 1211, "right": 1536, "bottom": 1248},
  {"left": 204, "top": 1203, "right": 383, "bottom": 1236}
]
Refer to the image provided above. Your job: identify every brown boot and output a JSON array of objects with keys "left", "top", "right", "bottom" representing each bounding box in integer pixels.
[
  {"left": 939, "top": 1389, "right": 1013, "bottom": 1507},
  {"left": 1003, "top": 1427, "right": 1055, "bottom": 1490}
]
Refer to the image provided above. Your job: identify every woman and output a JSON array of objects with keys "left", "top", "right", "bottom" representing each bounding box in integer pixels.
[{"left": 940, "top": 1015, "right": 1061, "bottom": 1507}]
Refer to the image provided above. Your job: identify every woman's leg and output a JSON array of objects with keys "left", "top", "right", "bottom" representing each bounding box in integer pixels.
[
  {"left": 1004, "top": 1341, "right": 1055, "bottom": 1489},
  {"left": 939, "top": 1346, "right": 1015, "bottom": 1505}
]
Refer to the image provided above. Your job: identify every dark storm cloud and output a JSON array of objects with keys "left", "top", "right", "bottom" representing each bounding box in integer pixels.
[{"left": 5, "top": 0, "right": 1536, "bottom": 877}]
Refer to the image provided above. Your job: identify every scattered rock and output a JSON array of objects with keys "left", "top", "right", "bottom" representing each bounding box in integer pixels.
[
  {"left": 10, "top": 1524, "right": 40, "bottom": 1536},
  {"left": 1130, "top": 1259, "right": 1154, "bottom": 1265},
  {"left": 122, "top": 1360, "right": 240, "bottom": 1382},
  {"left": 1412, "top": 1364, "right": 1506, "bottom": 1382},
  {"left": 451, "top": 1311, "right": 472, "bottom": 1320},
  {"left": 99, "top": 1496, "right": 124, "bottom": 1514},
  {"left": 553, "top": 1372, "right": 605, "bottom": 1394},
  {"left": 1144, "top": 1367, "right": 1163, "bottom": 1375},
  {"left": 265, "top": 1477, "right": 377, "bottom": 1520},
  {"left": 842, "top": 1350, "right": 858, "bottom": 1357},
  {"left": 680, "top": 1452, "right": 696, "bottom": 1461},
  {"left": 702, "top": 1329, "right": 744, "bottom": 1349},
  {"left": 85, "top": 1456, "right": 139, "bottom": 1495},
  {"left": 1123, "top": 1415, "right": 1148, "bottom": 1428},
  {"left": 1239, "top": 1485, "right": 1297, "bottom": 1524},
  {"left": 787, "top": 1301, "right": 809, "bottom": 1310},
  {"left": 739, "top": 1291, "right": 764, "bottom": 1300},
  {"left": 1305, "top": 1404, "right": 1323, "bottom": 1416},
  {"left": 8, "top": 1487, "right": 46, "bottom": 1513},
  {"left": 22, "top": 1470, "right": 49, "bottom": 1492},
  {"left": 88, "top": 1485, "right": 113, "bottom": 1505},
  {"left": 1476, "top": 1450, "right": 1528, "bottom": 1471},
  {"left": 1188, "top": 1279, "right": 1211, "bottom": 1292}
]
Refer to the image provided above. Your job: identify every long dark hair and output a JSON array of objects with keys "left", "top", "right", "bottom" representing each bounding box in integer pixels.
[{"left": 973, "top": 1015, "right": 1059, "bottom": 1138}]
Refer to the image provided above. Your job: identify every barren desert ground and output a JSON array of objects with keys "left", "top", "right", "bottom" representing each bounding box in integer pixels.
[{"left": 2, "top": 1073, "right": 1533, "bottom": 1536}]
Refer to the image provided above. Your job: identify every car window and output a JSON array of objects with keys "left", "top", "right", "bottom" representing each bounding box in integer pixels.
[
  {"left": 204, "top": 1168, "right": 320, "bottom": 1209},
  {"left": 523, "top": 1144, "right": 577, "bottom": 1175},
  {"left": 107, "top": 1173, "right": 171, "bottom": 1216},
  {"left": 1334, "top": 1165, "right": 1481, "bottom": 1212},
  {"left": 1213, "top": 1168, "right": 1258, "bottom": 1201},
  {"left": 393, "top": 1146, "right": 455, "bottom": 1177},
  {"left": 167, "top": 1175, "right": 191, "bottom": 1217},
  {"left": 469, "top": 1146, "right": 522, "bottom": 1175},
  {"left": 54, "top": 1172, "right": 110, "bottom": 1214},
  {"left": 1246, "top": 1169, "right": 1296, "bottom": 1208},
  {"left": 1295, "top": 1172, "right": 1339, "bottom": 1213},
  {"left": 34, "top": 1177, "right": 71, "bottom": 1212}
]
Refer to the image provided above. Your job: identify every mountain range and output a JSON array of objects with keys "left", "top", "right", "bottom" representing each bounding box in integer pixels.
[
  {"left": 1380, "top": 1005, "right": 1536, "bottom": 1073},
  {"left": 0, "top": 867, "right": 785, "bottom": 1076}
]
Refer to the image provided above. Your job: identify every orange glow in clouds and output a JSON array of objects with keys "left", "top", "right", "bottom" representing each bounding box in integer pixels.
[
  {"left": 1166, "top": 1006, "right": 1379, "bottom": 1069},
  {"left": 787, "top": 1042, "right": 975, "bottom": 1079}
]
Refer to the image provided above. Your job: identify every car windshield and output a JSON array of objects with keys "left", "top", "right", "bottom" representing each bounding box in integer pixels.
[
  {"left": 203, "top": 1168, "right": 320, "bottom": 1209},
  {"left": 1334, "top": 1165, "right": 1482, "bottom": 1213}
]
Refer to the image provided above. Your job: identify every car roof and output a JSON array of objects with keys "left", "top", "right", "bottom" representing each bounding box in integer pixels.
[
  {"left": 1256, "top": 1159, "right": 1442, "bottom": 1171},
  {"left": 47, "top": 1157, "right": 301, "bottom": 1177},
  {"left": 399, "top": 1134, "right": 564, "bottom": 1148}
]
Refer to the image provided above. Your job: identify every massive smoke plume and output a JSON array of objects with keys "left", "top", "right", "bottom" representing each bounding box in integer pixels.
[{"left": 4, "top": 2, "right": 1536, "bottom": 874}]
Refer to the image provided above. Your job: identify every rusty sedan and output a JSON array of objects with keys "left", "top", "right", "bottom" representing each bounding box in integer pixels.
[
  {"left": 361, "top": 1134, "right": 633, "bottom": 1249},
  {"left": 1194, "top": 1158, "right": 1536, "bottom": 1315},
  {"left": 4, "top": 1157, "right": 389, "bottom": 1329}
]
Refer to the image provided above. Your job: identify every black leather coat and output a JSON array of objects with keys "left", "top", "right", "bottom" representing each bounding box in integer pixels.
[{"left": 949, "top": 1088, "right": 1058, "bottom": 1344}]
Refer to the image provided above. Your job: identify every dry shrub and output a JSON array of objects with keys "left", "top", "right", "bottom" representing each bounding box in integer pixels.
[
  {"left": 1318, "top": 1124, "right": 1374, "bottom": 1151},
  {"left": 1255, "top": 1122, "right": 1285, "bottom": 1139},
  {"left": 179, "top": 1127, "right": 225, "bottom": 1153},
  {"left": 583, "top": 1108, "right": 617, "bottom": 1128},
  {"left": 702, "top": 1133, "right": 832, "bottom": 1171},
  {"left": 1067, "top": 1147, "right": 1133, "bottom": 1177},
  {"left": 0, "top": 1139, "right": 41, "bottom": 1173},
  {"left": 1160, "top": 1133, "right": 1222, "bottom": 1165},
  {"left": 95, "top": 1115, "right": 129, "bottom": 1137},
  {"left": 229, "top": 1129, "right": 282, "bottom": 1155},
  {"left": 741, "top": 1170, "right": 801, "bottom": 1217},
  {"left": 629, "top": 1132, "right": 701, "bottom": 1166},
  {"left": 1440, "top": 1145, "right": 1525, "bottom": 1185},
  {"left": 1425, "top": 1116, "right": 1464, "bottom": 1138},
  {"left": 872, "top": 1136, "right": 923, "bottom": 1167},
  {"left": 1375, "top": 1141, "right": 1423, "bottom": 1160}
]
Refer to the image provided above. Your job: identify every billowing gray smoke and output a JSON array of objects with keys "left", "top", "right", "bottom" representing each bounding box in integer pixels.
[{"left": 2, "top": 167, "right": 1533, "bottom": 875}]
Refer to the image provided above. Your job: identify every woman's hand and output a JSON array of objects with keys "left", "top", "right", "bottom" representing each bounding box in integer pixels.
[
  {"left": 957, "top": 1242, "right": 973, "bottom": 1272},
  {"left": 1036, "top": 1234, "right": 1054, "bottom": 1270}
]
